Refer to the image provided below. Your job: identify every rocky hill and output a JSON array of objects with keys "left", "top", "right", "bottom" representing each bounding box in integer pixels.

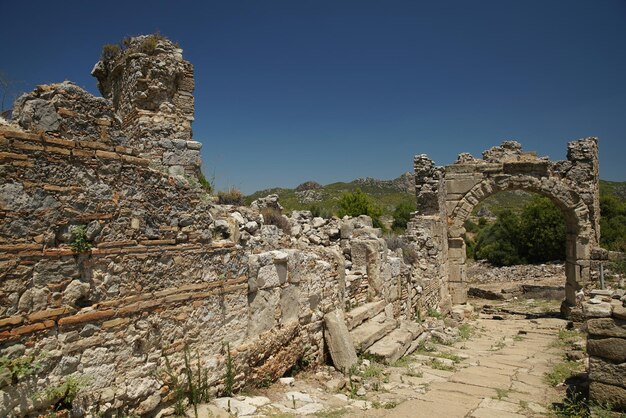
[
  {"left": 245, "top": 173, "right": 417, "bottom": 218},
  {"left": 247, "top": 175, "right": 626, "bottom": 221}
]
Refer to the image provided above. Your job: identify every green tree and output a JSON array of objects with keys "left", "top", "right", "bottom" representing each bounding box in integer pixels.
[
  {"left": 474, "top": 209, "right": 525, "bottom": 266},
  {"left": 391, "top": 201, "right": 415, "bottom": 231},
  {"left": 519, "top": 196, "right": 566, "bottom": 262},
  {"left": 600, "top": 195, "right": 626, "bottom": 251},
  {"left": 337, "top": 188, "right": 384, "bottom": 229}
]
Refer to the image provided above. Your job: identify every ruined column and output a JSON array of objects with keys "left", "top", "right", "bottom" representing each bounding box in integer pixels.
[
  {"left": 407, "top": 155, "right": 454, "bottom": 309},
  {"left": 91, "top": 34, "right": 201, "bottom": 176}
]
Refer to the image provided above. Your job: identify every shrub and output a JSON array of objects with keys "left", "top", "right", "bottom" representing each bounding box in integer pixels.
[
  {"left": 262, "top": 208, "right": 291, "bottom": 234},
  {"left": 198, "top": 171, "right": 213, "bottom": 194},
  {"left": 337, "top": 189, "right": 383, "bottom": 229},
  {"left": 69, "top": 225, "right": 92, "bottom": 253},
  {"left": 100, "top": 44, "right": 121, "bottom": 61},
  {"left": 391, "top": 201, "right": 415, "bottom": 231},
  {"left": 217, "top": 188, "right": 244, "bottom": 205}
]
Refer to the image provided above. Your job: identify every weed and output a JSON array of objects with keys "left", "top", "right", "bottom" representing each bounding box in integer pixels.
[
  {"left": 69, "top": 225, "right": 92, "bottom": 253},
  {"left": 433, "top": 352, "right": 462, "bottom": 363},
  {"left": 313, "top": 408, "right": 348, "bottom": 418},
  {"left": 519, "top": 400, "right": 528, "bottom": 409},
  {"left": 550, "top": 391, "right": 588, "bottom": 418},
  {"left": 198, "top": 171, "right": 214, "bottom": 194},
  {"left": 362, "top": 362, "right": 384, "bottom": 379},
  {"left": 427, "top": 308, "right": 442, "bottom": 319},
  {"left": 391, "top": 356, "right": 412, "bottom": 368},
  {"left": 224, "top": 342, "right": 235, "bottom": 396},
  {"left": 458, "top": 323, "right": 474, "bottom": 341},
  {"left": 161, "top": 345, "right": 211, "bottom": 417},
  {"left": 261, "top": 208, "right": 291, "bottom": 234},
  {"left": 495, "top": 388, "right": 509, "bottom": 400},
  {"left": 544, "top": 360, "right": 583, "bottom": 387},
  {"left": 428, "top": 359, "right": 456, "bottom": 372},
  {"left": 490, "top": 338, "right": 506, "bottom": 351},
  {"left": 35, "top": 375, "right": 89, "bottom": 412},
  {"left": 101, "top": 44, "right": 121, "bottom": 61},
  {"left": 513, "top": 335, "right": 525, "bottom": 342},
  {"left": 550, "top": 329, "right": 582, "bottom": 349},
  {"left": 255, "top": 376, "right": 273, "bottom": 388},
  {"left": 405, "top": 368, "right": 423, "bottom": 378},
  {"left": 218, "top": 187, "right": 244, "bottom": 205},
  {"left": 0, "top": 354, "right": 41, "bottom": 384}
]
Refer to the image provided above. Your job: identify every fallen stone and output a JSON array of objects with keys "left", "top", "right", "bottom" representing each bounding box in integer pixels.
[
  {"left": 213, "top": 397, "right": 257, "bottom": 416},
  {"left": 582, "top": 302, "right": 612, "bottom": 318},
  {"left": 324, "top": 309, "right": 358, "bottom": 373},
  {"left": 279, "top": 377, "right": 295, "bottom": 386},
  {"left": 285, "top": 391, "right": 314, "bottom": 403}
]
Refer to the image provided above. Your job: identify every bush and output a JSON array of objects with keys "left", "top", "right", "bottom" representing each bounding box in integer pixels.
[
  {"left": 100, "top": 44, "right": 121, "bottom": 61},
  {"left": 198, "top": 172, "right": 213, "bottom": 194},
  {"left": 69, "top": 225, "right": 92, "bottom": 253},
  {"left": 262, "top": 208, "right": 291, "bottom": 234},
  {"left": 471, "top": 196, "right": 565, "bottom": 266},
  {"left": 391, "top": 201, "right": 415, "bottom": 231},
  {"left": 337, "top": 188, "right": 383, "bottom": 229},
  {"left": 217, "top": 188, "right": 244, "bottom": 205},
  {"left": 600, "top": 195, "right": 626, "bottom": 252}
]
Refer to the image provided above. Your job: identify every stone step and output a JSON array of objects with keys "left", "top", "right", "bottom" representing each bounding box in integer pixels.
[
  {"left": 345, "top": 300, "right": 387, "bottom": 331},
  {"left": 350, "top": 312, "right": 398, "bottom": 352},
  {"left": 365, "top": 320, "right": 424, "bottom": 364}
]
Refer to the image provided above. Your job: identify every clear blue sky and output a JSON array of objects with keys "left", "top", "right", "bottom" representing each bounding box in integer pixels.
[{"left": 1, "top": 0, "right": 625, "bottom": 194}]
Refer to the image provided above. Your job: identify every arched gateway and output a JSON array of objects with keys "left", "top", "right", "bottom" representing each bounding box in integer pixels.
[{"left": 408, "top": 139, "right": 600, "bottom": 310}]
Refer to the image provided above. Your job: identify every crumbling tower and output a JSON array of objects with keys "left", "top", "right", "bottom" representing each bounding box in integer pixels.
[{"left": 92, "top": 34, "right": 201, "bottom": 176}]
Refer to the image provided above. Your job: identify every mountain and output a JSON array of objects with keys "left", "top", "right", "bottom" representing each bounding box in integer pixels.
[
  {"left": 245, "top": 173, "right": 416, "bottom": 218},
  {"left": 246, "top": 176, "right": 626, "bottom": 219}
]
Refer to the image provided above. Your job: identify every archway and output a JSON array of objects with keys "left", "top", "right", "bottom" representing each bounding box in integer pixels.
[{"left": 409, "top": 139, "right": 600, "bottom": 310}]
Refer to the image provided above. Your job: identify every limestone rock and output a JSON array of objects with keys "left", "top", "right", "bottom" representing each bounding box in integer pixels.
[{"left": 324, "top": 309, "right": 358, "bottom": 373}]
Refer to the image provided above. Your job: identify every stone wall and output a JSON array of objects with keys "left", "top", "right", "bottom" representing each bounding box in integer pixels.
[
  {"left": 0, "top": 35, "right": 448, "bottom": 416},
  {"left": 584, "top": 292, "right": 626, "bottom": 411}
]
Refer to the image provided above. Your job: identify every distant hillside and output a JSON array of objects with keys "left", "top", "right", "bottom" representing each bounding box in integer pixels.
[
  {"left": 600, "top": 180, "right": 626, "bottom": 201},
  {"left": 245, "top": 173, "right": 416, "bottom": 218},
  {"left": 246, "top": 176, "right": 626, "bottom": 220}
]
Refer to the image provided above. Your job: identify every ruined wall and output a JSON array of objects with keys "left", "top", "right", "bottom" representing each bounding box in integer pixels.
[
  {"left": 92, "top": 35, "right": 200, "bottom": 176},
  {"left": 0, "top": 36, "right": 427, "bottom": 416},
  {"left": 583, "top": 293, "right": 626, "bottom": 411}
]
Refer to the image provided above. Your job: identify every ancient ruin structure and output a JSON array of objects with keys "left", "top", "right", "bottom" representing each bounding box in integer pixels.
[
  {"left": 408, "top": 140, "right": 601, "bottom": 311},
  {"left": 0, "top": 35, "right": 450, "bottom": 416},
  {"left": 2, "top": 34, "right": 620, "bottom": 416}
]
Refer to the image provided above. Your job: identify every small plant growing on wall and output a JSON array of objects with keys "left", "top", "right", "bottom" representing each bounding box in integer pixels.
[
  {"left": 0, "top": 354, "right": 42, "bottom": 384},
  {"left": 69, "top": 225, "right": 92, "bottom": 253},
  {"left": 223, "top": 342, "right": 235, "bottom": 397},
  {"left": 35, "top": 375, "right": 89, "bottom": 413}
]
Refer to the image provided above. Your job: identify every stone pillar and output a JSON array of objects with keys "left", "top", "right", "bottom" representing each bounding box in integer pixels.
[
  {"left": 92, "top": 35, "right": 201, "bottom": 176},
  {"left": 566, "top": 138, "right": 600, "bottom": 247},
  {"left": 407, "top": 155, "right": 454, "bottom": 308}
]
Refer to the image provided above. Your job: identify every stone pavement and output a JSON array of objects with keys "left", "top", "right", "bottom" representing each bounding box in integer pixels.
[{"left": 359, "top": 315, "right": 567, "bottom": 418}]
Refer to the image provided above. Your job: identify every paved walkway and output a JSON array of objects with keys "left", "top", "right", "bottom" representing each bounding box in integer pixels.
[{"left": 360, "top": 315, "right": 567, "bottom": 418}]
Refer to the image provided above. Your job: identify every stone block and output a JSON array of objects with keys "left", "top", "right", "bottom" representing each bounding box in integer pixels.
[
  {"left": 587, "top": 337, "right": 626, "bottom": 363},
  {"left": 589, "top": 382, "right": 626, "bottom": 411},
  {"left": 448, "top": 262, "right": 466, "bottom": 282},
  {"left": 589, "top": 357, "right": 626, "bottom": 388},
  {"left": 587, "top": 318, "right": 626, "bottom": 338},
  {"left": 445, "top": 178, "right": 478, "bottom": 195},
  {"left": 448, "top": 281, "right": 467, "bottom": 304},
  {"left": 324, "top": 309, "right": 358, "bottom": 373}
]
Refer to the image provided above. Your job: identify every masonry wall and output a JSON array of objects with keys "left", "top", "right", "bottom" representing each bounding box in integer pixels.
[{"left": 0, "top": 36, "right": 448, "bottom": 417}]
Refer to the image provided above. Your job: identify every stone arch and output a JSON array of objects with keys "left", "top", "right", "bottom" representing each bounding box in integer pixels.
[
  {"left": 447, "top": 175, "right": 593, "bottom": 306},
  {"left": 409, "top": 139, "right": 600, "bottom": 311}
]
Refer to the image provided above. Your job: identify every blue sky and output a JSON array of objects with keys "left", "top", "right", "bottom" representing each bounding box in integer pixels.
[{"left": 1, "top": 0, "right": 625, "bottom": 193}]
